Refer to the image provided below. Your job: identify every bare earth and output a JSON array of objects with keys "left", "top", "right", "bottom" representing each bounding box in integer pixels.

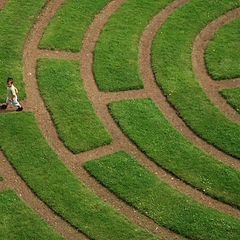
[{"left": 0, "top": 0, "right": 240, "bottom": 239}]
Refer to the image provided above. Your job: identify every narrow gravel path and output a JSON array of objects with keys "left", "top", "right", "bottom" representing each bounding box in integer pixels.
[
  {"left": 0, "top": 1, "right": 88, "bottom": 239},
  {"left": 24, "top": 0, "right": 240, "bottom": 231},
  {"left": 0, "top": 0, "right": 8, "bottom": 9},
  {"left": 1, "top": 0, "right": 240, "bottom": 239},
  {"left": 192, "top": 7, "right": 240, "bottom": 124},
  {"left": 0, "top": 151, "right": 88, "bottom": 240}
]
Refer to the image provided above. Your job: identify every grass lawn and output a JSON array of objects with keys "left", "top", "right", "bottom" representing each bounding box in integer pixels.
[
  {"left": 39, "top": 0, "right": 111, "bottom": 52},
  {"left": 37, "top": 58, "right": 112, "bottom": 153},
  {"left": 0, "top": 0, "right": 49, "bottom": 102},
  {"left": 0, "top": 189, "right": 64, "bottom": 240},
  {"left": 93, "top": 0, "right": 174, "bottom": 91},
  {"left": 108, "top": 98, "right": 240, "bottom": 208},
  {"left": 84, "top": 150, "right": 240, "bottom": 240},
  {"left": 0, "top": 112, "right": 158, "bottom": 240},
  {"left": 220, "top": 87, "right": 240, "bottom": 114},
  {"left": 205, "top": 16, "right": 240, "bottom": 80},
  {"left": 151, "top": 0, "right": 240, "bottom": 158}
]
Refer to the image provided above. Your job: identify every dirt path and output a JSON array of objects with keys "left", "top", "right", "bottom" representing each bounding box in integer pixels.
[
  {"left": 22, "top": 0, "right": 188, "bottom": 239},
  {"left": 0, "top": 0, "right": 8, "bottom": 9},
  {"left": 0, "top": 151, "right": 88, "bottom": 240},
  {"left": 0, "top": 0, "right": 88, "bottom": 239},
  {"left": 1, "top": 0, "right": 240, "bottom": 239},
  {"left": 192, "top": 7, "right": 240, "bottom": 124},
  {"left": 22, "top": 0, "right": 240, "bottom": 235}
]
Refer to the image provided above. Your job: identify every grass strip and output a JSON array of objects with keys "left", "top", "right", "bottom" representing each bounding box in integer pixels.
[
  {"left": 108, "top": 98, "right": 240, "bottom": 208},
  {"left": 84, "top": 150, "right": 240, "bottom": 240},
  {"left": 39, "top": 0, "right": 111, "bottom": 52},
  {"left": 151, "top": 0, "right": 240, "bottom": 158},
  {"left": 93, "top": 0, "right": 174, "bottom": 92},
  {"left": 0, "top": 189, "right": 64, "bottom": 240},
  {"left": 205, "top": 16, "right": 240, "bottom": 80},
  {"left": 0, "top": 112, "right": 158, "bottom": 240},
  {"left": 37, "top": 58, "right": 112, "bottom": 153},
  {"left": 220, "top": 87, "right": 240, "bottom": 114},
  {"left": 0, "top": 0, "right": 49, "bottom": 102}
]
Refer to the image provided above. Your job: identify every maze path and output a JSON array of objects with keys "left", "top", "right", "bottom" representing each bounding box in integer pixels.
[
  {"left": 0, "top": 189, "right": 64, "bottom": 239},
  {"left": 23, "top": 0, "right": 240, "bottom": 226},
  {"left": 37, "top": 58, "right": 112, "bottom": 153},
  {"left": 0, "top": 112, "right": 159, "bottom": 240},
  {"left": 0, "top": 0, "right": 50, "bottom": 102},
  {"left": 0, "top": 0, "right": 8, "bottom": 9},
  {"left": 152, "top": 0, "right": 240, "bottom": 159},
  {"left": 138, "top": 0, "right": 240, "bottom": 171},
  {"left": 22, "top": 1, "right": 184, "bottom": 239},
  {"left": 0, "top": 152, "right": 87, "bottom": 240},
  {"left": 93, "top": 0, "right": 175, "bottom": 92},
  {"left": 205, "top": 16, "right": 240, "bottom": 80},
  {"left": 84, "top": 151, "right": 240, "bottom": 240},
  {"left": 1, "top": 0, "right": 240, "bottom": 239},
  {"left": 108, "top": 98, "right": 240, "bottom": 209},
  {"left": 192, "top": 7, "right": 240, "bottom": 124},
  {"left": 0, "top": 1, "right": 87, "bottom": 239}
]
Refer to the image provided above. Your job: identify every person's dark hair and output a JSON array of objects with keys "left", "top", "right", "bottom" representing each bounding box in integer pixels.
[{"left": 7, "top": 77, "right": 14, "bottom": 84}]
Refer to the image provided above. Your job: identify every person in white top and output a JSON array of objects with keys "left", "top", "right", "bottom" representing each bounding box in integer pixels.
[{"left": 1, "top": 78, "right": 23, "bottom": 111}]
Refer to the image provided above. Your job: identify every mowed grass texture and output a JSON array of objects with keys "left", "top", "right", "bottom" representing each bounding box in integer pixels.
[
  {"left": 0, "top": 112, "right": 158, "bottom": 240},
  {"left": 0, "top": 189, "right": 64, "bottom": 240},
  {"left": 152, "top": 0, "right": 240, "bottom": 158},
  {"left": 220, "top": 87, "right": 240, "bottom": 114},
  {"left": 205, "top": 16, "right": 240, "bottom": 80},
  {"left": 108, "top": 98, "right": 240, "bottom": 208},
  {"left": 39, "top": 0, "right": 111, "bottom": 52},
  {"left": 93, "top": 0, "right": 174, "bottom": 91},
  {"left": 0, "top": 0, "right": 49, "bottom": 102},
  {"left": 84, "top": 150, "right": 240, "bottom": 240},
  {"left": 37, "top": 58, "right": 112, "bottom": 153}
]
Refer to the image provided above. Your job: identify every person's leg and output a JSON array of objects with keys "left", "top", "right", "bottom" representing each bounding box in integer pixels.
[
  {"left": 13, "top": 97, "right": 23, "bottom": 111},
  {"left": 1, "top": 98, "right": 10, "bottom": 109},
  {"left": 1, "top": 103, "right": 8, "bottom": 109}
]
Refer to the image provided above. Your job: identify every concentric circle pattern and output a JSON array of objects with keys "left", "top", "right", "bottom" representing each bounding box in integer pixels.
[{"left": 0, "top": 0, "right": 240, "bottom": 239}]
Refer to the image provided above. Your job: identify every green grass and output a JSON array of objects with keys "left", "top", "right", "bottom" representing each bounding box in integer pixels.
[
  {"left": 0, "top": 112, "right": 158, "bottom": 240},
  {"left": 93, "top": 0, "right": 174, "bottom": 92},
  {"left": 0, "top": 0, "right": 49, "bottom": 102},
  {"left": 37, "top": 58, "right": 112, "bottom": 153},
  {"left": 205, "top": 16, "right": 240, "bottom": 80},
  {"left": 0, "top": 189, "right": 64, "bottom": 240},
  {"left": 220, "top": 87, "right": 240, "bottom": 114},
  {"left": 108, "top": 98, "right": 240, "bottom": 208},
  {"left": 84, "top": 150, "right": 240, "bottom": 240},
  {"left": 151, "top": 0, "right": 240, "bottom": 158},
  {"left": 39, "top": 0, "right": 111, "bottom": 52}
]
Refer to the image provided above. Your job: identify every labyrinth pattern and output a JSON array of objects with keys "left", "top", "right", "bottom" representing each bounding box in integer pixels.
[{"left": 0, "top": 0, "right": 240, "bottom": 239}]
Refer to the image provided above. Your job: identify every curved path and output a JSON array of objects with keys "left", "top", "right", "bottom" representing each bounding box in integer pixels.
[
  {"left": 23, "top": 0, "right": 240, "bottom": 227},
  {"left": 0, "top": 1, "right": 87, "bottom": 239},
  {"left": 22, "top": 0, "right": 185, "bottom": 239},
  {"left": 29, "top": 0, "right": 240, "bottom": 219},
  {"left": 192, "top": 7, "right": 240, "bottom": 124},
  {"left": 0, "top": 0, "right": 8, "bottom": 9},
  {"left": 1, "top": 0, "right": 240, "bottom": 239},
  {"left": 0, "top": 152, "right": 88, "bottom": 240}
]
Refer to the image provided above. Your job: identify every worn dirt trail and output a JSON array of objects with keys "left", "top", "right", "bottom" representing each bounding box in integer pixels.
[
  {"left": 24, "top": 0, "right": 240, "bottom": 227},
  {"left": 192, "top": 7, "right": 240, "bottom": 124},
  {"left": 0, "top": 1, "right": 89, "bottom": 239},
  {"left": 1, "top": 0, "right": 240, "bottom": 239}
]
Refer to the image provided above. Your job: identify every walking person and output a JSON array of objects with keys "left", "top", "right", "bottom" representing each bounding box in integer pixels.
[{"left": 1, "top": 78, "right": 23, "bottom": 111}]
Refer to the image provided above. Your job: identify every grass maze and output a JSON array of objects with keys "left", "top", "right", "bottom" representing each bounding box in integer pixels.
[{"left": 1, "top": 0, "right": 240, "bottom": 239}]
